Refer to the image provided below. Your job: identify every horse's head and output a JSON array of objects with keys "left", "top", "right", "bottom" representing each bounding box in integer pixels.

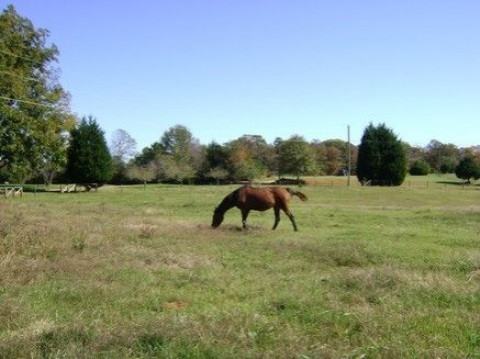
[{"left": 211, "top": 207, "right": 224, "bottom": 228}]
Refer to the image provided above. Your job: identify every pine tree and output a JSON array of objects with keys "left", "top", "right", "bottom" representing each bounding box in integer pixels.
[
  {"left": 357, "top": 123, "right": 407, "bottom": 186},
  {"left": 66, "top": 116, "right": 113, "bottom": 185}
]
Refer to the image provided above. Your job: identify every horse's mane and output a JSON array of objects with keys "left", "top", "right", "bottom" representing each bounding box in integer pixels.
[{"left": 215, "top": 187, "right": 241, "bottom": 213}]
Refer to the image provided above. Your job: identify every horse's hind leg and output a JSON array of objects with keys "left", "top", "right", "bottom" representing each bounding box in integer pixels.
[
  {"left": 272, "top": 207, "right": 281, "bottom": 230},
  {"left": 284, "top": 210, "right": 298, "bottom": 231},
  {"left": 279, "top": 202, "right": 298, "bottom": 231},
  {"left": 241, "top": 209, "right": 250, "bottom": 229}
]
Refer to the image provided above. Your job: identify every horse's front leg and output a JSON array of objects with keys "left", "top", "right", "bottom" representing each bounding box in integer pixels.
[{"left": 241, "top": 209, "right": 250, "bottom": 229}]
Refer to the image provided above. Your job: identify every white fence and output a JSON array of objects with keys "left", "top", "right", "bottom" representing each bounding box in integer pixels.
[{"left": 0, "top": 187, "right": 23, "bottom": 198}]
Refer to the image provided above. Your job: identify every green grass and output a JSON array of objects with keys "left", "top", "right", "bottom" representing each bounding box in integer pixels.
[{"left": 1, "top": 183, "right": 480, "bottom": 358}]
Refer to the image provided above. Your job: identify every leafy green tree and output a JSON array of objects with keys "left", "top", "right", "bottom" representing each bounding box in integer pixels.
[
  {"left": 439, "top": 156, "right": 458, "bottom": 174},
  {"left": 161, "top": 125, "right": 196, "bottom": 163},
  {"left": 133, "top": 142, "right": 164, "bottom": 166},
  {"left": 455, "top": 156, "right": 480, "bottom": 183},
  {"left": 424, "top": 140, "right": 459, "bottom": 172},
  {"left": 204, "top": 142, "right": 229, "bottom": 170},
  {"left": 0, "top": 5, "right": 74, "bottom": 182},
  {"left": 199, "top": 142, "right": 230, "bottom": 181},
  {"left": 276, "top": 135, "right": 316, "bottom": 180},
  {"left": 65, "top": 116, "right": 113, "bottom": 184},
  {"left": 159, "top": 125, "right": 203, "bottom": 182},
  {"left": 310, "top": 142, "right": 327, "bottom": 175},
  {"left": 357, "top": 123, "right": 407, "bottom": 186}
]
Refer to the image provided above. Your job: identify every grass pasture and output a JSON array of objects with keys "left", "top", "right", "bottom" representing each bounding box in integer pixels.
[{"left": 1, "top": 182, "right": 480, "bottom": 358}]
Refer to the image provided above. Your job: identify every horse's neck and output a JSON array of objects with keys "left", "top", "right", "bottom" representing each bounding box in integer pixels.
[{"left": 217, "top": 190, "right": 238, "bottom": 213}]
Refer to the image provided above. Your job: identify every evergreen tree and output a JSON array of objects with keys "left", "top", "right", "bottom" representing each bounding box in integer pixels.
[
  {"left": 66, "top": 116, "right": 113, "bottom": 184},
  {"left": 357, "top": 123, "right": 407, "bottom": 186}
]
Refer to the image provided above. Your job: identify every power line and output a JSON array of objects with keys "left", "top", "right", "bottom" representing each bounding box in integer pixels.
[
  {"left": 0, "top": 51, "right": 63, "bottom": 109},
  {"left": 0, "top": 69, "right": 41, "bottom": 82},
  {"left": 0, "top": 48, "right": 44, "bottom": 64},
  {"left": 0, "top": 95, "right": 53, "bottom": 108}
]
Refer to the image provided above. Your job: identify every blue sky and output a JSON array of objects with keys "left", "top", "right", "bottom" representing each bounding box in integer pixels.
[{"left": 5, "top": 1, "right": 480, "bottom": 150}]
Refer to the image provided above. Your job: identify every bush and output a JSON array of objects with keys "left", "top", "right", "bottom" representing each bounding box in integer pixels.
[{"left": 409, "top": 160, "right": 430, "bottom": 176}]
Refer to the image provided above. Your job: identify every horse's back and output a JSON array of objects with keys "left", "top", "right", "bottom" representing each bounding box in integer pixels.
[
  {"left": 269, "top": 186, "right": 293, "bottom": 201},
  {"left": 239, "top": 186, "right": 276, "bottom": 211}
]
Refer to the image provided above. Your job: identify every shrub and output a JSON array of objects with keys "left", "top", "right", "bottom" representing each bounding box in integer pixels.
[{"left": 409, "top": 160, "right": 430, "bottom": 176}]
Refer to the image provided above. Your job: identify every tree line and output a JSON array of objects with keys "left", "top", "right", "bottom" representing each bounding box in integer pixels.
[
  {"left": 1, "top": 5, "right": 480, "bottom": 187},
  {"left": 114, "top": 123, "right": 480, "bottom": 185},
  {"left": 116, "top": 126, "right": 356, "bottom": 184}
]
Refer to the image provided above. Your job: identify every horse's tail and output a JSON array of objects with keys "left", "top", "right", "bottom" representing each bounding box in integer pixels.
[{"left": 287, "top": 188, "right": 308, "bottom": 201}]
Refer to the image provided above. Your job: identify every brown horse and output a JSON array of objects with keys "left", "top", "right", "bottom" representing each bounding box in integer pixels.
[{"left": 211, "top": 186, "right": 308, "bottom": 231}]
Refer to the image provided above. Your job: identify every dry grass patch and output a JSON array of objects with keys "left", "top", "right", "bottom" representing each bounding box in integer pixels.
[
  {"left": 124, "top": 222, "right": 160, "bottom": 239},
  {"left": 116, "top": 242, "right": 216, "bottom": 272},
  {"left": 0, "top": 254, "right": 50, "bottom": 286}
]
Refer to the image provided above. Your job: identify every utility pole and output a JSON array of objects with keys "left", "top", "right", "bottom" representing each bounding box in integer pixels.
[{"left": 347, "top": 125, "right": 351, "bottom": 187}]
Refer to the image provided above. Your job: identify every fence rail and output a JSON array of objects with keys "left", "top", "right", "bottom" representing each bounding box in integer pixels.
[
  {"left": 59, "top": 184, "right": 77, "bottom": 193},
  {"left": 0, "top": 186, "right": 23, "bottom": 198}
]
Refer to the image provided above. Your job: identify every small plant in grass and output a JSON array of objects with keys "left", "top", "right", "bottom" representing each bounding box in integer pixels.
[
  {"left": 71, "top": 237, "right": 86, "bottom": 252},
  {"left": 138, "top": 223, "right": 158, "bottom": 239}
]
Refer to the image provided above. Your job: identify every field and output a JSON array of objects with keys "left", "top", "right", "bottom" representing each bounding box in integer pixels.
[{"left": 1, "top": 178, "right": 480, "bottom": 358}]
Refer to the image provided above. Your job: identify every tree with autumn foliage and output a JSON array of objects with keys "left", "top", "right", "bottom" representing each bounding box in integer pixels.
[{"left": 225, "top": 136, "right": 267, "bottom": 180}]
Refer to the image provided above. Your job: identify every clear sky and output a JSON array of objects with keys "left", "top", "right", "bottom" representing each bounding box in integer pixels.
[{"left": 5, "top": 0, "right": 480, "bottom": 150}]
